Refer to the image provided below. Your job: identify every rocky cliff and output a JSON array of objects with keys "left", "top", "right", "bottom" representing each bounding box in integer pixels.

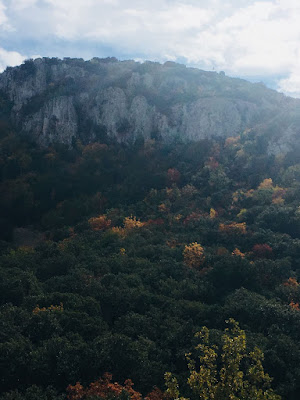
[{"left": 0, "top": 57, "right": 300, "bottom": 152}]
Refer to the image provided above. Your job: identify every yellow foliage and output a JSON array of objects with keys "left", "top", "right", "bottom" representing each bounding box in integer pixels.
[
  {"left": 120, "top": 248, "right": 126, "bottom": 256},
  {"left": 183, "top": 242, "right": 205, "bottom": 269},
  {"left": 111, "top": 216, "right": 144, "bottom": 238},
  {"left": 165, "top": 319, "right": 281, "bottom": 400},
  {"left": 174, "top": 214, "right": 183, "bottom": 222},
  {"left": 111, "top": 226, "right": 126, "bottom": 238},
  {"left": 237, "top": 208, "right": 247, "bottom": 220},
  {"left": 209, "top": 208, "right": 217, "bottom": 219},
  {"left": 258, "top": 178, "right": 273, "bottom": 190},
  {"left": 219, "top": 222, "right": 246, "bottom": 235},
  {"left": 124, "top": 216, "right": 145, "bottom": 231}
]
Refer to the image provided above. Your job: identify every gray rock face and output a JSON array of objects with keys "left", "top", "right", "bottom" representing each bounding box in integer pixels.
[
  {"left": 22, "top": 96, "right": 78, "bottom": 146},
  {"left": 0, "top": 57, "right": 299, "bottom": 152}
]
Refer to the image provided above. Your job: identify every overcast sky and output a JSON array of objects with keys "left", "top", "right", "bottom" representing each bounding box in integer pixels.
[{"left": 0, "top": 0, "right": 300, "bottom": 97}]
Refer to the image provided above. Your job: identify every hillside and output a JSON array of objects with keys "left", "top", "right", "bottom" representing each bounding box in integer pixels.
[
  {"left": 1, "top": 59, "right": 300, "bottom": 400},
  {"left": 0, "top": 57, "right": 300, "bottom": 153}
]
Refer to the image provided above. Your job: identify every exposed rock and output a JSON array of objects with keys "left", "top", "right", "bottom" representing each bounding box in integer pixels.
[
  {"left": 22, "top": 96, "right": 78, "bottom": 146},
  {"left": 0, "top": 57, "right": 300, "bottom": 153}
]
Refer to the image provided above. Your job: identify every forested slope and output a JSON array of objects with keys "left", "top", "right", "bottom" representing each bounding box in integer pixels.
[{"left": 1, "top": 123, "right": 300, "bottom": 399}]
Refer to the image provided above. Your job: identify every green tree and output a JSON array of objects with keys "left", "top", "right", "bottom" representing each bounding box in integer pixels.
[{"left": 165, "top": 319, "right": 281, "bottom": 400}]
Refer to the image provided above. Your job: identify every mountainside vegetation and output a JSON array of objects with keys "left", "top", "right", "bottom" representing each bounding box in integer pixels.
[{"left": 1, "top": 59, "right": 300, "bottom": 400}]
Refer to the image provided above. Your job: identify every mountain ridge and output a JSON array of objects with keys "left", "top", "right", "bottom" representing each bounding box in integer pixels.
[{"left": 0, "top": 57, "right": 300, "bottom": 153}]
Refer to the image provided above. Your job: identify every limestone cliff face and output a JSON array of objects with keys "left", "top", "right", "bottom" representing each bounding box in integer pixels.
[
  {"left": 0, "top": 57, "right": 299, "bottom": 152},
  {"left": 22, "top": 96, "right": 78, "bottom": 146}
]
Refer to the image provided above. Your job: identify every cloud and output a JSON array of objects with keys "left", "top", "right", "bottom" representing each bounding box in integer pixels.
[
  {"left": 278, "top": 71, "right": 300, "bottom": 98},
  {"left": 0, "top": 47, "right": 26, "bottom": 72},
  {"left": 0, "top": 0, "right": 300, "bottom": 97},
  {"left": 0, "top": 0, "right": 11, "bottom": 30}
]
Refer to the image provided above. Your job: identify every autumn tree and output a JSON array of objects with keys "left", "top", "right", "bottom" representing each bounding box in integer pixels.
[
  {"left": 252, "top": 244, "right": 273, "bottom": 259},
  {"left": 89, "top": 215, "right": 111, "bottom": 231},
  {"left": 112, "top": 216, "right": 144, "bottom": 238},
  {"left": 219, "top": 222, "right": 246, "bottom": 235},
  {"left": 183, "top": 242, "right": 205, "bottom": 269},
  {"left": 67, "top": 373, "right": 142, "bottom": 400},
  {"left": 165, "top": 319, "right": 281, "bottom": 400}
]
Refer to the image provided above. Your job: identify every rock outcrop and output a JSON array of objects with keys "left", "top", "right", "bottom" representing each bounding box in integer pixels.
[{"left": 0, "top": 57, "right": 299, "bottom": 153}]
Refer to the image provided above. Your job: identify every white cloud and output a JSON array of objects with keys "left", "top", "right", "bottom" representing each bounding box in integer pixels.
[
  {"left": 0, "top": 0, "right": 11, "bottom": 30},
  {"left": 1, "top": 0, "right": 300, "bottom": 96},
  {"left": 0, "top": 47, "right": 26, "bottom": 71},
  {"left": 278, "top": 72, "right": 300, "bottom": 98}
]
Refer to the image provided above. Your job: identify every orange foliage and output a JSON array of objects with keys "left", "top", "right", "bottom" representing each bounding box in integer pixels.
[
  {"left": 124, "top": 216, "right": 145, "bottom": 231},
  {"left": 145, "top": 387, "right": 165, "bottom": 400},
  {"left": 67, "top": 382, "right": 84, "bottom": 400},
  {"left": 284, "top": 277, "right": 299, "bottom": 287},
  {"left": 67, "top": 373, "right": 142, "bottom": 400},
  {"left": 89, "top": 215, "right": 111, "bottom": 231},
  {"left": 183, "top": 242, "right": 205, "bottom": 269},
  {"left": 33, "top": 303, "right": 63, "bottom": 315},
  {"left": 290, "top": 301, "right": 300, "bottom": 311},
  {"left": 232, "top": 248, "right": 245, "bottom": 258},
  {"left": 219, "top": 222, "right": 246, "bottom": 235}
]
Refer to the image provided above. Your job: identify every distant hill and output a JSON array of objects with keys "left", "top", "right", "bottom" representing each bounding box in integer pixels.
[{"left": 0, "top": 57, "right": 300, "bottom": 153}]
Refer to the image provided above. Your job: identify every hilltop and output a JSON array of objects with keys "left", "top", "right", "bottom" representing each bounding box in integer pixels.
[{"left": 0, "top": 57, "right": 300, "bottom": 153}]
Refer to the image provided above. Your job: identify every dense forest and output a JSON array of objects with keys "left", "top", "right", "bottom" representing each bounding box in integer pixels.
[{"left": 1, "top": 61, "right": 300, "bottom": 400}]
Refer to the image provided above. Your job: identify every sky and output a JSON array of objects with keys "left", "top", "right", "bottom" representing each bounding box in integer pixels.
[{"left": 0, "top": 0, "right": 300, "bottom": 97}]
